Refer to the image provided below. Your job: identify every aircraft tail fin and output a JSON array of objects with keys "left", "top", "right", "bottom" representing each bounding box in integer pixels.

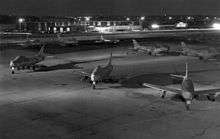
[
  {"left": 209, "top": 47, "right": 218, "bottom": 54},
  {"left": 185, "top": 62, "right": 188, "bottom": 78},
  {"left": 180, "top": 41, "right": 188, "bottom": 50},
  {"left": 100, "top": 35, "right": 104, "bottom": 41},
  {"left": 107, "top": 52, "right": 112, "bottom": 65},
  {"left": 57, "top": 33, "right": 61, "bottom": 40},
  {"left": 170, "top": 63, "right": 188, "bottom": 79},
  {"left": 132, "top": 39, "right": 140, "bottom": 48},
  {"left": 38, "top": 45, "right": 45, "bottom": 56}
]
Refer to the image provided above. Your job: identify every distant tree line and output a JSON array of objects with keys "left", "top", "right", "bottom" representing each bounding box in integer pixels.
[{"left": 0, "top": 15, "right": 17, "bottom": 24}]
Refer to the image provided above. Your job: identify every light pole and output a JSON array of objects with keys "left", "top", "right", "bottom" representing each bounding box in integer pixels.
[
  {"left": 84, "top": 16, "right": 91, "bottom": 32},
  {"left": 140, "top": 16, "right": 145, "bottom": 30},
  {"left": 18, "top": 18, "right": 25, "bottom": 32}
]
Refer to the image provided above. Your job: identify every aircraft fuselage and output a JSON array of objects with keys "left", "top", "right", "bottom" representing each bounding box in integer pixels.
[
  {"left": 181, "top": 78, "right": 194, "bottom": 106},
  {"left": 10, "top": 55, "right": 44, "bottom": 71},
  {"left": 91, "top": 64, "right": 113, "bottom": 82}
]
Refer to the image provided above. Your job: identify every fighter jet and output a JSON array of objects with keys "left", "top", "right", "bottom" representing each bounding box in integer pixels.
[
  {"left": 9, "top": 45, "right": 45, "bottom": 74},
  {"left": 127, "top": 39, "right": 169, "bottom": 56},
  {"left": 143, "top": 63, "right": 220, "bottom": 110},
  {"left": 55, "top": 34, "right": 78, "bottom": 46},
  {"left": 95, "top": 35, "right": 119, "bottom": 44},
  {"left": 17, "top": 38, "right": 42, "bottom": 48},
  {"left": 180, "top": 42, "right": 220, "bottom": 60},
  {"left": 77, "top": 52, "right": 114, "bottom": 89}
]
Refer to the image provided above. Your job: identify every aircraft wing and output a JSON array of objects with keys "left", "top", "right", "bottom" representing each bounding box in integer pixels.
[
  {"left": 69, "top": 54, "right": 126, "bottom": 64},
  {"left": 170, "top": 74, "right": 184, "bottom": 79},
  {"left": 143, "top": 83, "right": 182, "bottom": 94},
  {"left": 195, "top": 89, "right": 220, "bottom": 95},
  {"left": 79, "top": 71, "right": 90, "bottom": 77},
  {"left": 74, "top": 70, "right": 91, "bottom": 77},
  {"left": 70, "top": 59, "right": 103, "bottom": 64}
]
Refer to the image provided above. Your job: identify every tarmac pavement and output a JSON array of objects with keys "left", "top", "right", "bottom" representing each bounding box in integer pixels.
[{"left": 1, "top": 46, "right": 220, "bottom": 139}]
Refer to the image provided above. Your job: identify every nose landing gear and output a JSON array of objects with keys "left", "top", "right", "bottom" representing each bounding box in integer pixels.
[
  {"left": 92, "top": 81, "right": 96, "bottom": 89},
  {"left": 161, "top": 91, "right": 166, "bottom": 98},
  {"left": 10, "top": 67, "right": 15, "bottom": 74}
]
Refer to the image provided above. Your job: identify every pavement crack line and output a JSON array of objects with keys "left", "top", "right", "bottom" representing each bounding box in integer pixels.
[
  {"left": 68, "top": 97, "right": 183, "bottom": 133},
  {"left": 191, "top": 122, "right": 214, "bottom": 139}
]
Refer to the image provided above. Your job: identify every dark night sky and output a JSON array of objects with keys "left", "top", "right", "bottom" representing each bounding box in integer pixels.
[{"left": 0, "top": 0, "right": 220, "bottom": 16}]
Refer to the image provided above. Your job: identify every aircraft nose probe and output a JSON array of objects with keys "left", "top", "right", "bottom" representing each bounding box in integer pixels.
[
  {"left": 9, "top": 61, "right": 15, "bottom": 74},
  {"left": 185, "top": 99, "right": 192, "bottom": 111},
  {"left": 90, "top": 73, "right": 96, "bottom": 89}
]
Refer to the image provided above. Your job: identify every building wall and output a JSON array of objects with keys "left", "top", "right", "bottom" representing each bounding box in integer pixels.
[{"left": 93, "top": 25, "right": 142, "bottom": 33}]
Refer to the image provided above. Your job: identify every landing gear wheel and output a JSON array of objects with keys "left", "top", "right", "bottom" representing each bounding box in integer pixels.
[
  {"left": 207, "top": 94, "right": 215, "bottom": 102},
  {"left": 11, "top": 70, "right": 15, "bottom": 74},
  {"left": 92, "top": 84, "right": 96, "bottom": 89},
  {"left": 185, "top": 100, "right": 191, "bottom": 111},
  {"left": 199, "top": 57, "right": 203, "bottom": 60},
  {"left": 161, "top": 91, "right": 166, "bottom": 99},
  {"left": 186, "top": 104, "right": 190, "bottom": 111},
  {"left": 193, "top": 94, "right": 199, "bottom": 100},
  {"left": 32, "top": 66, "right": 36, "bottom": 71}
]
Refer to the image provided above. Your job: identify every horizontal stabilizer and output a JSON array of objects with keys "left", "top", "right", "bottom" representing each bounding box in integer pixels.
[
  {"left": 143, "top": 83, "right": 182, "bottom": 94},
  {"left": 170, "top": 74, "right": 184, "bottom": 79}
]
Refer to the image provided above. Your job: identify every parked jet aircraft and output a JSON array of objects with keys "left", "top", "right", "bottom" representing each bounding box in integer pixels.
[
  {"left": 181, "top": 42, "right": 220, "bottom": 60},
  {"left": 9, "top": 46, "right": 45, "bottom": 74},
  {"left": 17, "top": 38, "right": 42, "bottom": 48},
  {"left": 143, "top": 63, "right": 220, "bottom": 110},
  {"left": 127, "top": 39, "right": 169, "bottom": 56},
  {"left": 95, "top": 35, "right": 119, "bottom": 44},
  {"left": 77, "top": 52, "right": 114, "bottom": 89},
  {"left": 55, "top": 34, "right": 78, "bottom": 46}
]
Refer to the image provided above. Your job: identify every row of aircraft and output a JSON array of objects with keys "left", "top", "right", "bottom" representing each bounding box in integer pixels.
[
  {"left": 129, "top": 39, "right": 220, "bottom": 61},
  {"left": 143, "top": 63, "right": 220, "bottom": 110},
  {"left": 127, "top": 39, "right": 169, "bottom": 56},
  {"left": 180, "top": 42, "right": 220, "bottom": 60},
  {"left": 95, "top": 35, "right": 120, "bottom": 44},
  {"left": 9, "top": 39, "right": 220, "bottom": 110},
  {"left": 11, "top": 35, "right": 118, "bottom": 48}
]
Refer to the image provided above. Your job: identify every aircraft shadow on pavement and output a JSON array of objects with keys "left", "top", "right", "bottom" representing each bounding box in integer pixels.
[
  {"left": 33, "top": 61, "right": 83, "bottom": 72},
  {"left": 171, "top": 93, "right": 220, "bottom": 102},
  {"left": 115, "top": 67, "right": 220, "bottom": 88},
  {"left": 33, "top": 55, "right": 126, "bottom": 72},
  {"left": 114, "top": 73, "right": 182, "bottom": 89},
  {"left": 110, "top": 72, "right": 220, "bottom": 102}
]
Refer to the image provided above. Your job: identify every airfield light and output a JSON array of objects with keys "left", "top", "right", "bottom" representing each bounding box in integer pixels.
[
  {"left": 84, "top": 16, "right": 91, "bottom": 21},
  {"left": 187, "top": 16, "right": 191, "bottom": 20},
  {"left": 18, "top": 18, "right": 25, "bottom": 23},
  {"left": 176, "top": 22, "right": 187, "bottom": 28},
  {"left": 168, "top": 16, "right": 172, "bottom": 20},
  {"left": 212, "top": 23, "right": 220, "bottom": 30},
  {"left": 66, "top": 27, "right": 70, "bottom": 32},
  {"left": 126, "top": 17, "right": 130, "bottom": 21},
  {"left": 18, "top": 18, "right": 25, "bottom": 32},
  {"left": 140, "top": 16, "right": 145, "bottom": 21},
  {"left": 151, "top": 24, "right": 160, "bottom": 29}
]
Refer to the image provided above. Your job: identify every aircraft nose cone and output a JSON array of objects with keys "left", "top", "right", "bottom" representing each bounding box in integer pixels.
[
  {"left": 9, "top": 61, "right": 14, "bottom": 68},
  {"left": 91, "top": 74, "right": 96, "bottom": 82},
  {"left": 182, "top": 91, "right": 193, "bottom": 101},
  {"left": 91, "top": 73, "right": 101, "bottom": 82},
  {"left": 186, "top": 100, "right": 191, "bottom": 105}
]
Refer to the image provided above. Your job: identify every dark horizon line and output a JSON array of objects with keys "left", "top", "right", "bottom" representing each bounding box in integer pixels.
[{"left": 2, "top": 13, "right": 220, "bottom": 18}]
